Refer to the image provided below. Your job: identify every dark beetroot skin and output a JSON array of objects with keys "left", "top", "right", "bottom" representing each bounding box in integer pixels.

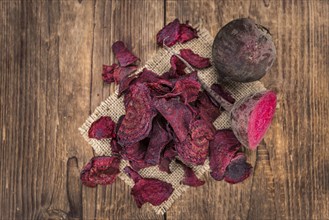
[
  {"left": 212, "top": 18, "right": 276, "bottom": 82},
  {"left": 231, "top": 90, "right": 277, "bottom": 150}
]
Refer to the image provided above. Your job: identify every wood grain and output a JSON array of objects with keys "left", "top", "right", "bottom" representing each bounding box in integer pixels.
[{"left": 1, "top": 0, "right": 329, "bottom": 219}]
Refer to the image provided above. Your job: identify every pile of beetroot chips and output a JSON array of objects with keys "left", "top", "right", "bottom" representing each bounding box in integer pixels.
[{"left": 81, "top": 19, "right": 255, "bottom": 209}]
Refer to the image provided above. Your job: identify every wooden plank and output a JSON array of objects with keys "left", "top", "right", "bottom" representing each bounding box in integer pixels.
[
  {"left": 88, "top": 0, "right": 165, "bottom": 219},
  {"left": 165, "top": 0, "right": 329, "bottom": 219}
]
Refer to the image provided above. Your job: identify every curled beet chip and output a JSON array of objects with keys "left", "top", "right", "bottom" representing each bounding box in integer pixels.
[
  {"left": 158, "top": 142, "right": 177, "bottom": 173},
  {"left": 144, "top": 118, "right": 172, "bottom": 165},
  {"left": 118, "top": 75, "right": 138, "bottom": 97},
  {"left": 176, "top": 160, "right": 205, "bottom": 187},
  {"left": 175, "top": 136, "right": 208, "bottom": 166},
  {"left": 124, "top": 166, "right": 174, "bottom": 208},
  {"left": 224, "top": 153, "right": 252, "bottom": 184},
  {"left": 112, "top": 41, "right": 139, "bottom": 67},
  {"left": 154, "top": 98, "right": 193, "bottom": 142},
  {"left": 117, "top": 83, "right": 157, "bottom": 146},
  {"left": 80, "top": 156, "right": 121, "bottom": 187},
  {"left": 110, "top": 138, "right": 123, "bottom": 155},
  {"left": 209, "top": 129, "right": 242, "bottom": 181},
  {"left": 211, "top": 83, "right": 235, "bottom": 104},
  {"left": 180, "top": 49, "right": 211, "bottom": 69},
  {"left": 158, "top": 72, "right": 201, "bottom": 104},
  {"left": 170, "top": 55, "right": 187, "bottom": 75},
  {"left": 195, "top": 91, "right": 221, "bottom": 123},
  {"left": 113, "top": 65, "right": 138, "bottom": 83},
  {"left": 88, "top": 116, "right": 116, "bottom": 140},
  {"left": 156, "top": 18, "right": 181, "bottom": 47},
  {"left": 102, "top": 64, "right": 118, "bottom": 84},
  {"left": 178, "top": 21, "right": 198, "bottom": 43}
]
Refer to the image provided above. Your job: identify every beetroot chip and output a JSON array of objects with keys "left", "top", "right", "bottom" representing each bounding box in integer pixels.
[
  {"left": 80, "top": 156, "right": 121, "bottom": 187},
  {"left": 180, "top": 49, "right": 211, "bottom": 69},
  {"left": 175, "top": 137, "right": 208, "bottom": 165},
  {"left": 154, "top": 98, "right": 193, "bottom": 142},
  {"left": 159, "top": 157, "right": 172, "bottom": 174},
  {"left": 102, "top": 64, "right": 118, "bottom": 83},
  {"left": 121, "top": 142, "right": 145, "bottom": 161},
  {"left": 158, "top": 142, "right": 177, "bottom": 173},
  {"left": 124, "top": 166, "right": 174, "bottom": 208},
  {"left": 209, "top": 129, "right": 242, "bottom": 181},
  {"left": 196, "top": 91, "right": 221, "bottom": 123},
  {"left": 176, "top": 160, "right": 205, "bottom": 187},
  {"left": 170, "top": 55, "right": 187, "bottom": 75},
  {"left": 211, "top": 83, "right": 235, "bottom": 104},
  {"left": 117, "top": 83, "right": 157, "bottom": 146},
  {"left": 144, "top": 119, "right": 172, "bottom": 165},
  {"left": 110, "top": 138, "right": 123, "bottom": 155},
  {"left": 178, "top": 22, "right": 198, "bottom": 43},
  {"left": 135, "top": 68, "right": 163, "bottom": 84},
  {"left": 118, "top": 75, "right": 138, "bottom": 97},
  {"left": 224, "top": 153, "right": 252, "bottom": 184},
  {"left": 112, "top": 41, "right": 139, "bottom": 67},
  {"left": 113, "top": 65, "right": 138, "bottom": 84},
  {"left": 88, "top": 116, "right": 116, "bottom": 140},
  {"left": 156, "top": 18, "right": 180, "bottom": 47}
]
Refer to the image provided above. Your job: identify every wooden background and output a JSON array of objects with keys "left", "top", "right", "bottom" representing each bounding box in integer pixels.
[{"left": 1, "top": 0, "right": 329, "bottom": 219}]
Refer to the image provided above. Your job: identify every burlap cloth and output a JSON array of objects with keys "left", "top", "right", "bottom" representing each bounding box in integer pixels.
[{"left": 79, "top": 28, "right": 266, "bottom": 215}]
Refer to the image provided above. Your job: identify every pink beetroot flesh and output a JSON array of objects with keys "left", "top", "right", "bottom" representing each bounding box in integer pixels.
[{"left": 247, "top": 91, "right": 276, "bottom": 148}]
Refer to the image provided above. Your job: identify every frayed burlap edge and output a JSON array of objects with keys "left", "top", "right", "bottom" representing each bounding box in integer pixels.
[{"left": 79, "top": 27, "right": 265, "bottom": 215}]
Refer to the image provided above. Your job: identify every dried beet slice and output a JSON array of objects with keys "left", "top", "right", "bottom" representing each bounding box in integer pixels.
[
  {"left": 121, "top": 142, "right": 145, "bottom": 161},
  {"left": 180, "top": 49, "right": 211, "bottom": 69},
  {"left": 195, "top": 91, "right": 221, "bottom": 123},
  {"left": 211, "top": 84, "right": 235, "bottom": 104},
  {"left": 190, "top": 119, "right": 215, "bottom": 146},
  {"left": 113, "top": 65, "right": 138, "bottom": 84},
  {"left": 117, "top": 83, "right": 157, "bottom": 146},
  {"left": 80, "top": 156, "right": 121, "bottom": 187},
  {"left": 118, "top": 75, "right": 138, "bottom": 97},
  {"left": 88, "top": 116, "right": 116, "bottom": 140},
  {"left": 178, "top": 22, "right": 198, "bottom": 43},
  {"left": 144, "top": 119, "right": 172, "bottom": 165},
  {"left": 170, "top": 55, "right": 187, "bottom": 75},
  {"left": 135, "top": 68, "right": 163, "bottom": 84},
  {"left": 175, "top": 136, "right": 208, "bottom": 165},
  {"left": 112, "top": 41, "right": 139, "bottom": 67},
  {"left": 176, "top": 160, "right": 205, "bottom": 187},
  {"left": 224, "top": 153, "right": 252, "bottom": 184},
  {"left": 154, "top": 98, "right": 193, "bottom": 142},
  {"left": 156, "top": 18, "right": 180, "bottom": 47},
  {"left": 158, "top": 74, "right": 201, "bottom": 104},
  {"left": 159, "top": 157, "right": 172, "bottom": 174},
  {"left": 124, "top": 167, "right": 174, "bottom": 208},
  {"left": 102, "top": 64, "right": 118, "bottom": 84},
  {"left": 209, "top": 129, "right": 242, "bottom": 181},
  {"left": 110, "top": 138, "right": 123, "bottom": 155}
]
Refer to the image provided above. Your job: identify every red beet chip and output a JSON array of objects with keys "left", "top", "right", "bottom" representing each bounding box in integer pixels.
[
  {"left": 170, "top": 55, "right": 187, "bottom": 75},
  {"left": 156, "top": 18, "right": 181, "bottom": 47},
  {"left": 195, "top": 91, "right": 221, "bottom": 123},
  {"left": 112, "top": 41, "right": 139, "bottom": 67},
  {"left": 118, "top": 75, "right": 138, "bottom": 97},
  {"left": 209, "top": 129, "right": 242, "bottom": 181},
  {"left": 176, "top": 160, "right": 205, "bottom": 187},
  {"left": 102, "top": 64, "right": 118, "bottom": 84},
  {"left": 121, "top": 142, "right": 145, "bottom": 161},
  {"left": 180, "top": 49, "right": 211, "bottom": 69},
  {"left": 113, "top": 65, "right": 138, "bottom": 83},
  {"left": 158, "top": 142, "right": 177, "bottom": 173},
  {"left": 158, "top": 72, "right": 201, "bottom": 104},
  {"left": 124, "top": 166, "right": 174, "bottom": 208},
  {"left": 144, "top": 119, "right": 172, "bottom": 165},
  {"left": 88, "top": 116, "right": 116, "bottom": 140},
  {"left": 190, "top": 119, "right": 215, "bottom": 145},
  {"left": 110, "top": 138, "right": 123, "bottom": 155},
  {"left": 117, "top": 83, "right": 157, "bottom": 146},
  {"left": 211, "top": 83, "right": 235, "bottom": 104},
  {"left": 80, "top": 156, "right": 121, "bottom": 188},
  {"left": 175, "top": 136, "right": 208, "bottom": 166},
  {"left": 154, "top": 98, "right": 193, "bottom": 142},
  {"left": 224, "top": 152, "right": 252, "bottom": 184},
  {"left": 178, "top": 21, "right": 198, "bottom": 43}
]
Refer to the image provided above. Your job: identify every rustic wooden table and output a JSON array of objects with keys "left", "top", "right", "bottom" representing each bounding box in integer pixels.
[{"left": 1, "top": 0, "right": 329, "bottom": 219}]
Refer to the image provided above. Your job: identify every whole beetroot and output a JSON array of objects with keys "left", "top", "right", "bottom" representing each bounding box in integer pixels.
[{"left": 212, "top": 18, "right": 276, "bottom": 82}]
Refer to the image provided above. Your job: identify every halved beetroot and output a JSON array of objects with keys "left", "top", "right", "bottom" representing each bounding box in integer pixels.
[{"left": 231, "top": 90, "right": 276, "bottom": 150}]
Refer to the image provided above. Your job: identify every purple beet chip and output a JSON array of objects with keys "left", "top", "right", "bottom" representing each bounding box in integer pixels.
[
  {"left": 224, "top": 153, "right": 252, "bottom": 184},
  {"left": 88, "top": 116, "right": 116, "bottom": 140}
]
